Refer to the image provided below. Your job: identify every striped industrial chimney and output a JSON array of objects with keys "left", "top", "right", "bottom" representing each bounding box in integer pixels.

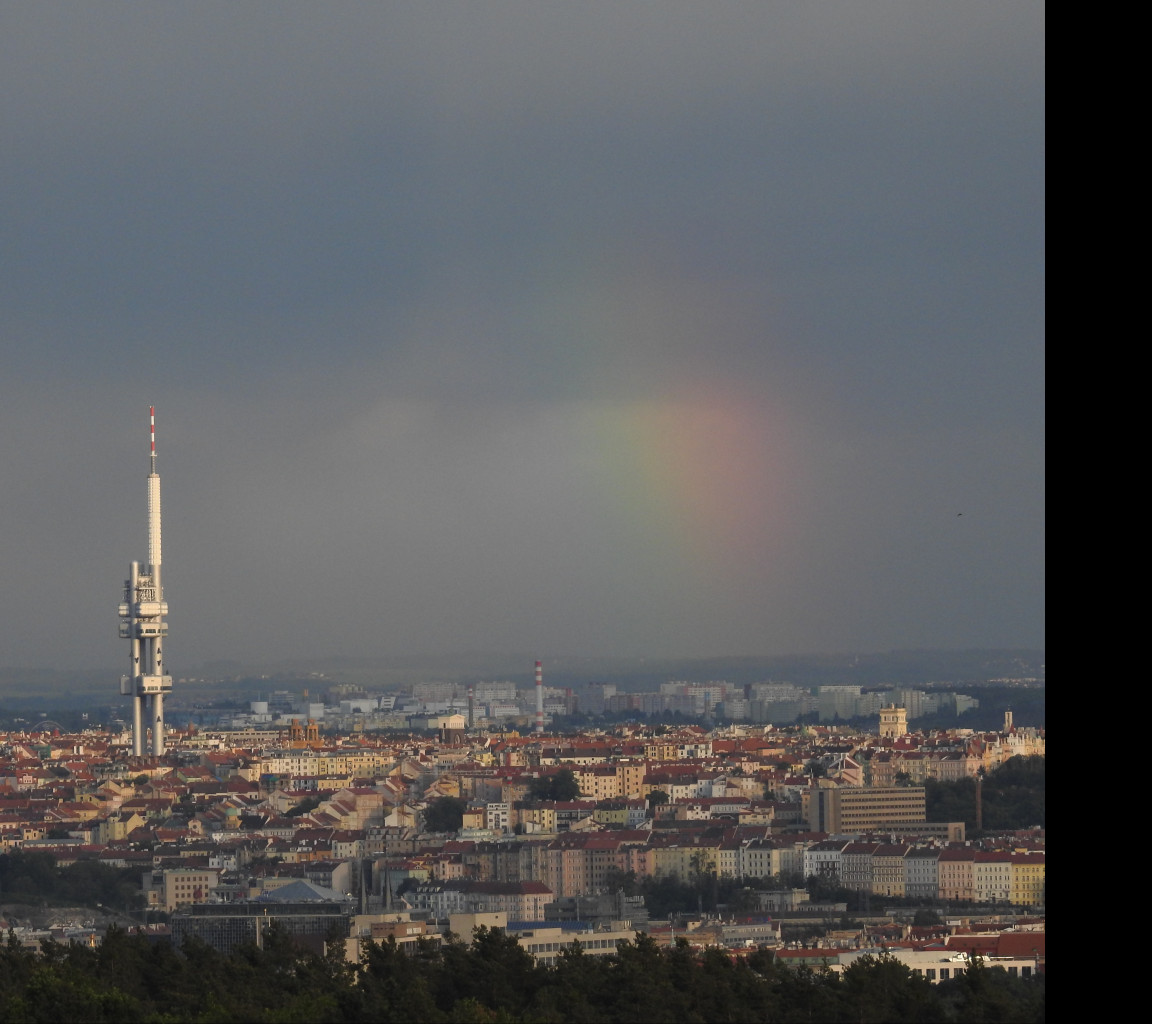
[{"left": 535, "top": 660, "right": 544, "bottom": 734}]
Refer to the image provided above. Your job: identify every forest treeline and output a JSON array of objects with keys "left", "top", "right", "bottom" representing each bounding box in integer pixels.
[{"left": 0, "top": 922, "right": 1043, "bottom": 1023}]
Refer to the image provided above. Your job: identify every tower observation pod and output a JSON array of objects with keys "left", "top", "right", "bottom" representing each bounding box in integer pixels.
[{"left": 118, "top": 407, "right": 173, "bottom": 756}]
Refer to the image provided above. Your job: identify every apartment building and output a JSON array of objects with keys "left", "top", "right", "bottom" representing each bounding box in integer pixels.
[
  {"left": 871, "top": 843, "right": 911, "bottom": 897},
  {"left": 972, "top": 850, "right": 1013, "bottom": 904},
  {"left": 155, "top": 866, "right": 223, "bottom": 912},
  {"left": 805, "top": 782, "right": 926, "bottom": 834},
  {"left": 937, "top": 847, "right": 976, "bottom": 902},
  {"left": 904, "top": 847, "right": 940, "bottom": 901},
  {"left": 1010, "top": 851, "right": 1045, "bottom": 908}
]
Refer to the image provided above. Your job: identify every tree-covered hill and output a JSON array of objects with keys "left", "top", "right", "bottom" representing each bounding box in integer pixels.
[{"left": 925, "top": 756, "right": 1045, "bottom": 832}]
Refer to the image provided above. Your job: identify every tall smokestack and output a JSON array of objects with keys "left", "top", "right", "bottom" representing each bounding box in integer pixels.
[
  {"left": 535, "top": 660, "right": 544, "bottom": 735},
  {"left": 976, "top": 770, "right": 984, "bottom": 832}
]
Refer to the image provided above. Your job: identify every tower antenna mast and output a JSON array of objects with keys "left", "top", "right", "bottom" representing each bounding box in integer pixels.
[{"left": 118, "top": 407, "right": 173, "bottom": 756}]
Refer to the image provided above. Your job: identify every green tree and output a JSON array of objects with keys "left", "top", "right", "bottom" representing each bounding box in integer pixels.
[
  {"left": 0, "top": 919, "right": 1049, "bottom": 1024},
  {"left": 465, "top": 926, "right": 539, "bottom": 1015},
  {"left": 424, "top": 796, "right": 467, "bottom": 833},
  {"left": 603, "top": 867, "right": 641, "bottom": 896},
  {"left": 527, "top": 769, "right": 582, "bottom": 802},
  {"left": 645, "top": 790, "right": 669, "bottom": 818},
  {"left": 936, "top": 954, "right": 1046, "bottom": 1023},
  {"left": 608, "top": 933, "right": 687, "bottom": 1023},
  {"left": 926, "top": 755, "right": 1045, "bottom": 832},
  {"left": 359, "top": 935, "right": 443, "bottom": 1022},
  {"left": 839, "top": 951, "right": 942, "bottom": 1022},
  {"left": 807, "top": 872, "right": 854, "bottom": 905},
  {"left": 285, "top": 793, "right": 322, "bottom": 817},
  {"left": 550, "top": 768, "right": 582, "bottom": 802}
]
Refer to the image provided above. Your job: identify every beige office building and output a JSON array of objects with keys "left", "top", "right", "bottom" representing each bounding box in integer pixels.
[
  {"left": 806, "top": 782, "right": 926, "bottom": 834},
  {"left": 161, "top": 867, "right": 222, "bottom": 912}
]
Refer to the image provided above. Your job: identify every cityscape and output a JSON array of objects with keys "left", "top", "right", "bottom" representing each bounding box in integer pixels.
[
  {"left": 0, "top": 402, "right": 1044, "bottom": 1014},
  {"left": 0, "top": 423, "right": 1045, "bottom": 1016},
  {"left": 1, "top": 658, "right": 1044, "bottom": 1020},
  {"left": 1, "top": 5, "right": 1043, "bottom": 1021}
]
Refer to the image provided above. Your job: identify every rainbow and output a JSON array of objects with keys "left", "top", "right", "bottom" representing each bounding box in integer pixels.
[{"left": 581, "top": 381, "right": 798, "bottom": 579}]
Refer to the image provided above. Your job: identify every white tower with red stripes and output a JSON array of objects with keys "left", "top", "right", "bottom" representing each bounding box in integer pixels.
[
  {"left": 535, "top": 659, "right": 544, "bottom": 735},
  {"left": 118, "top": 407, "right": 173, "bottom": 756}
]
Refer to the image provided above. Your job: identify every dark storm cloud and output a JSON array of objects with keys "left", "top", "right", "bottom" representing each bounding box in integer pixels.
[{"left": 0, "top": 3, "right": 1043, "bottom": 671}]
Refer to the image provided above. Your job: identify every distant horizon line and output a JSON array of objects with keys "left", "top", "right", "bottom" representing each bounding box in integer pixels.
[{"left": 0, "top": 645, "right": 1045, "bottom": 677}]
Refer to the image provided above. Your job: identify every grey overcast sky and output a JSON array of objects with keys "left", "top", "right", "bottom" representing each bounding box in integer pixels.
[{"left": 0, "top": 3, "right": 1044, "bottom": 673}]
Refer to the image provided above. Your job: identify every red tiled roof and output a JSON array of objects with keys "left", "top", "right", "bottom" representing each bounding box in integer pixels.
[
  {"left": 945, "top": 935, "right": 998, "bottom": 955},
  {"left": 997, "top": 932, "right": 1045, "bottom": 958}
]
